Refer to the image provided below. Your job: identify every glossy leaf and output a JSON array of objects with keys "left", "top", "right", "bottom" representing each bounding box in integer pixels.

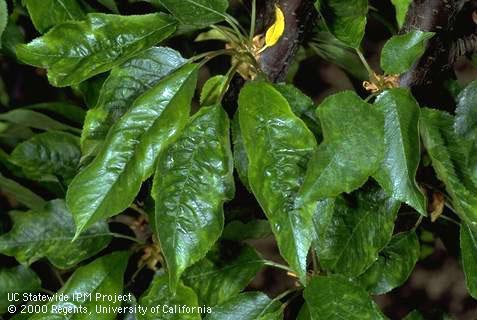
[
  {"left": 358, "top": 231, "right": 419, "bottom": 294},
  {"left": 17, "top": 13, "right": 177, "bottom": 87},
  {"left": 28, "top": 102, "right": 85, "bottom": 125},
  {"left": 29, "top": 251, "right": 129, "bottom": 320},
  {"left": 313, "top": 186, "right": 400, "bottom": 277},
  {"left": 67, "top": 65, "right": 197, "bottom": 236},
  {"left": 23, "top": 0, "right": 85, "bottom": 33},
  {"left": 420, "top": 108, "right": 477, "bottom": 228},
  {"left": 317, "top": 0, "right": 368, "bottom": 48},
  {"left": 222, "top": 220, "right": 272, "bottom": 241},
  {"left": 460, "top": 223, "right": 477, "bottom": 299},
  {"left": 231, "top": 113, "right": 251, "bottom": 191},
  {"left": 454, "top": 80, "right": 477, "bottom": 184},
  {"left": 373, "top": 89, "right": 426, "bottom": 215},
  {"left": 0, "top": 199, "right": 111, "bottom": 269},
  {"left": 156, "top": 0, "right": 229, "bottom": 28},
  {"left": 0, "top": 109, "right": 80, "bottom": 133},
  {"left": 182, "top": 245, "right": 264, "bottom": 307},
  {"left": 0, "top": 265, "right": 41, "bottom": 313},
  {"left": 0, "top": 0, "right": 7, "bottom": 48},
  {"left": 238, "top": 81, "right": 318, "bottom": 283},
  {"left": 303, "top": 275, "right": 386, "bottom": 320},
  {"left": 299, "top": 91, "right": 384, "bottom": 202},
  {"left": 138, "top": 271, "right": 201, "bottom": 320},
  {"left": 0, "top": 173, "right": 46, "bottom": 210},
  {"left": 10, "top": 131, "right": 81, "bottom": 183},
  {"left": 273, "top": 83, "right": 321, "bottom": 138},
  {"left": 200, "top": 75, "right": 226, "bottom": 107},
  {"left": 153, "top": 105, "right": 234, "bottom": 291},
  {"left": 391, "top": 0, "right": 412, "bottom": 27},
  {"left": 381, "top": 30, "right": 435, "bottom": 75},
  {"left": 81, "top": 46, "right": 185, "bottom": 158},
  {"left": 204, "top": 292, "right": 282, "bottom": 320}
]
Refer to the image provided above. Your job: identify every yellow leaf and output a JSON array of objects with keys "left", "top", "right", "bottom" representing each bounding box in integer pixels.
[{"left": 258, "top": 5, "right": 285, "bottom": 53}]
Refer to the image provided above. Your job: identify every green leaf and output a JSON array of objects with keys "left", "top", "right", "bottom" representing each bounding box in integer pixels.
[
  {"left": 372, "top": 88, "right": 426, "bottom": 215},
  {"left": 391, "top": 0, "right": 412, "bottom": 28},
  {"left": 231, "top": 113, "right": 251, "bottom": 191},
  {"left": 0, "top": 0, "right": 7, "bottom": 48},
  {"left": 316, "top": 0, "right": 368, "bottom": 48},
  {"left": 0, "top": 109, "right": 80, "bottom": 133},
  {"left": 156, "top": 0, "right": 229, "bottom": 28},
  {"left": 0, "top": 173, "right": 46, "bottom": 209},
  {"left": 454, "top": 80, "right": 477, "bottom": 184},
  {"left": 204, "top": 292, "right": 282, "bottom": 320},
  {"left": 222, "top": 219, "right": 272, "bottom": 241},
  {"left": 67, "top": 65, "right": 197, "bottom": 236},
  {"left": 138, "top": 271, "right": 201, "bottom": 320},
  {"left": 97, "top": 0, "right": 119, "bottom": 13},
  {"left": 460, "top": 223, "right": 477, "bottom": 299},
  {"left": 313, "top": 186, "right": 400, "bottom": 277},
  {"left": 273, "top": 83, "right": 322, "bottom": 138},
  {"left": 0, "top": 265, "right": 41, "bottom": 313},
  {"left": 153, "top": 105, "right": 234, "bottom": 291},
  {"left": 358, "top": 231, "right": 419, "bottom": 294},
  {"left": 182, "top": 245, "right": 264, "bottom": 307},
  {"left": 1, "top": 18, "right": 25, "bottom": 58},
  {"left": 200, "top": 75, "right": 226, "bottom": 107},
  {"left": 303, "top": 275, "right": 386, "bottom": 320},
  {"left": 420, "top": 108, "right": 477, "bottom": 228},
  {"left": 28, "top": 102, "right": 86, "bottom": 125},
  {"left": 0, "top": 199, "right": 111, "bottom": 269},
  {"left": 23, "top": 0, "right": 85, "bottom": 33},
  {"left": 17, "top": 13, "right": 177, "bottom": 87},
  {"left": 403, "top": 310, "right": 424, "bottom": 320},
  {"left": 238, "top": 81, "right": 318, "bottom": 283},
  {"left": 310, "top": 32, "right": 369, "bottom": 80},
  {"left": 381, "top": 30, "right": 435, "bottom": 75},
  {"left": 29, "top": 251, "right": 129, "bottom": 320},
  {"left": 81, "top": 47, "right": 185, "bottom": 158},
  {"left": 10, "top": 131, "right": 81, "bottom": 183},
  {"left": 299, "top": 91, "right": 384, "bottom": 202}
]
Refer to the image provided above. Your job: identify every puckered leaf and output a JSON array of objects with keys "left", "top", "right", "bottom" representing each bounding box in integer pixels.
[
  {"left": 0, "top": 265, "right": 41, "bottom": 313},
  {"left": 153, "top": 105, "right": 234, "bottom": 291},
  {"left": 381, "top": 30, "right": 435, "bottom": 75},
  {"left": 23, "top": 0, "right": 85, "bottom": 33},
  {"left": 138, "top": 271, "right": 201, "bottom": 320},
  {"left": 303, "top": 275, "right": 386, "bottom": 320},
  {"left": 299, "top": 91, "right": 384, "bottom": 202},
  {"left": 81, "top": 47, "right": 185, "bottom": 158},
  {"left": 182, "top": 245, "right": 264, "bottom": 307},
  {"left": 231, "top": 113, "right": 251, "bottom": 191},
  {"left": 373, "top": 89, "right": 426, "bottom": 215},
  {"left": 156, "top": 0, "right": 229, "bottom": 28},
  {"left": 17, "top": 13, "right": 177, "bottom": 87},
  {"left": 316, "top": 0, "right": 368, "bottom": 48},
  {"left": 29, "top": 251, "right": 129, "bottom": 320},
  {"left": 0, "top": 199, "right": 111, "bottom": 269},
  {"left": 454, "top": 80, "right": 477, "bottom": 185},
  {"left": 391, "top": 0, "right": 412, "bottom": 27},
  {"left": 358, "top": 231, "right": 419, "bottom": 294},
  {"left": 313, "top": 186, "right": 400, "bottom": 277},
  {"left": 204, "top": 292, "right": 282, "bottom": 320},
  {"left": 460, "top": 223, "right": 477, "bottom": 299},
  {"left": 420, "top": 108, "right": 477, "bottom": 228},
  {"left": 10, "top": 131, "right": 81, "bottom": 183},
  {"left": 238, "top": 81, "right": 318, "bottom": 283},
  {"left": 67, "top": 64, "right": 197, "bottom": 235},
  {"left": 0, "top": 173, "right": 46, "bottom": 210}
]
